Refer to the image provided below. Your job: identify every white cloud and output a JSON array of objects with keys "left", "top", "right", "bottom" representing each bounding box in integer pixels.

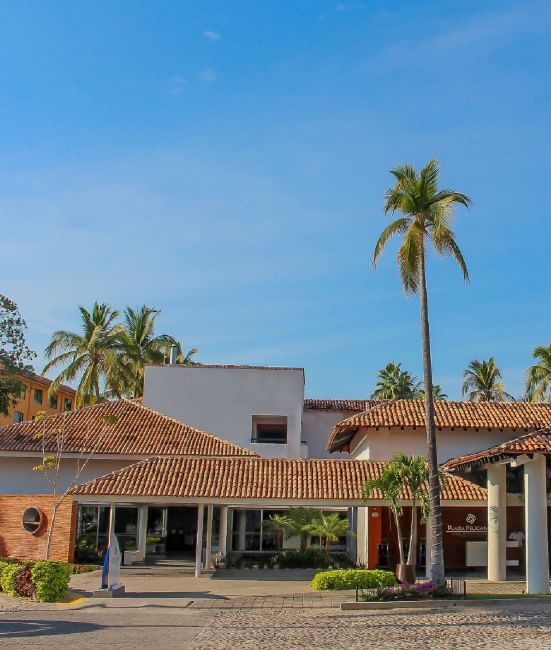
[
  {"left": 199, "top": 68, "right": 217, "bottom": 85},
  {"left": 203, "top": 30, "right": 221, "bottom": 42},
  {"left": 164, "top": 75, "right": 186, "bottom": 95}
]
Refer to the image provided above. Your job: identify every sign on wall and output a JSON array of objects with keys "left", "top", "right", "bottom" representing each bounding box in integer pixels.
[{"left": 446, "top": 512, "right": 487, "bottom": 536}]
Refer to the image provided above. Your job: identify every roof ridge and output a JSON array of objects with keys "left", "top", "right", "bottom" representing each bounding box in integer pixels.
[{"left": 131, "top": 400, "right": 257, "bottom": 456}]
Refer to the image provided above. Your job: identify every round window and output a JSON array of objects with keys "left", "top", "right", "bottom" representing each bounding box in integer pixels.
[{"left": 22, "top": 507, "right": 44, "bottom": 535}]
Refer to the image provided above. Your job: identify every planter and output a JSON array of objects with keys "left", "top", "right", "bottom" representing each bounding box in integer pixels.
[{"left": 396, "top": 563, "right": 416, "bottom": 585}]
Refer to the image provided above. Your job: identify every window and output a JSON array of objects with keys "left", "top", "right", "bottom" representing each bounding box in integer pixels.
[
  {"left": 251, "top": 416, "right": 287, "bottom": 444},
  {"left": 17, "top": 384, "right": 26, "bottom": 400},
  {"left": 64, "top": 398, "right": 72, "bottom": 411},
  {"left": 33, "top": 388, "right": 43, "bottom": 405},
  {"left": 13, "top": 411, "right": 24, "bottom": 423},
  {"left": 22, "top": 507, "right": 44, "bottom": 535},
  {"left": 49, "top": 394, "right": 58, "bottom": 409}
]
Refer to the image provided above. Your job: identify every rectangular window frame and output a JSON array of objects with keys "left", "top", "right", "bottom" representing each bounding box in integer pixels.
[{"left": 251, "top": 415, "right": 288, "bottom": 445}]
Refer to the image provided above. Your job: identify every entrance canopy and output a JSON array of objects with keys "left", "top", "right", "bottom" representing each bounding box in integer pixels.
[
  {"left": 444, "top": 427, "right": 551, "bottom": 595},
  {"left": 443, "top": 427, "right": 551, "bottom": 472},
  {"left": 70, "top": 455, "right": 486, "bottom": 506}
]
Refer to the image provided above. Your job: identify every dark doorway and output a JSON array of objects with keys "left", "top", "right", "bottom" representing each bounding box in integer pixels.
[
  {"left": 145, "top": 506, "right": 198, "bottom": 560},
  {"left": 166, "top": 507, "right": 198, "bottom": 557}
]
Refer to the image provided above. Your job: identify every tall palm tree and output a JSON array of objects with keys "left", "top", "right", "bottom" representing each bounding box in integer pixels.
[
  {"left": 373, "top": 159, "right": 471, "bottom": 584},
  {"left": 526, "top": 344, "right": 551, "bottom": 402},
  {"left": 120, "top": 305, "right": 176, "bottom": 398},
  {"left": 371, "top": 362, "right": 421, "bottom": 399},
  {"left": 462, "top": 357, "right": 513, "bottom": 402},
  {"left": 43, "top": 303, "right": 127, "bottom": 407}
]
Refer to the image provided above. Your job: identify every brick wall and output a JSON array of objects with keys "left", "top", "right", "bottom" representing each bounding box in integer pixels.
[{"left": 0, "top": 494, "right": 77, "bottom": 562}]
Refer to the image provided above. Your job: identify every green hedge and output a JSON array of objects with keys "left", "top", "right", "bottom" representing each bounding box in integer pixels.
[
  {"left": 311, "top": 569, "right": 397, "bottom": 591},
  {"left": 0, "top": 563, "right": 23, "bottom": 596},
  {"left": 0, "top": 559, "right": 72, "bottom": 602},
  {"left": 31, "top": 561, "right": 72, "bottom": 602}
]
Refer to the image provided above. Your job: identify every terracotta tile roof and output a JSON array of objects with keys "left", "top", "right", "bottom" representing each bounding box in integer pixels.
[
  {"left": 0, "top": 399, "right": 256, "bottom": 457},
  {"left": 327, "top": 400, "right": 551, "bottom": 452},
  {"left": 71, "top": 456, "right": 486, "bottom": 502},
  {"left": 443, "top": 428, "right": 551, "bottom": 472},
  {"left": 304, "top": 399, "right": 382, "bottom": 411}
]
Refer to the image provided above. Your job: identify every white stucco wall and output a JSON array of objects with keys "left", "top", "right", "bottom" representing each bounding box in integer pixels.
[
  {"left": 144, "top": 366, "right": 305, "bottom": 458},
  {"left": 351, "top": 427, "right": 527, "bottom": 463},
  {"left": 302, "top": 410, "right": 352, "bottom": 459},
  {"left": 0, "top": 456, "right": 135, "bottom": 495}
]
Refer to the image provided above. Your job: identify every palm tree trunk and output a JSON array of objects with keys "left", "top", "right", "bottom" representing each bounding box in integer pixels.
[
  {"left": 407, "top": 504, "right": 417, "bottom": 567},
  {"left": 418, "top": 243, "right": 445, "bottom": 584},
  {"left": 393, "top": 510, "right": 405, "bottom": 565}
]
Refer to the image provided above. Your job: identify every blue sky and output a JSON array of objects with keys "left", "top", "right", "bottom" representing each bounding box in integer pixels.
[{"left": 1, "top": 0, "right": 550, "bottom": 399}]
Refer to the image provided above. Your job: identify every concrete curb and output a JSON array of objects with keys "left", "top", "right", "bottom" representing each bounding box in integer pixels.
[{"left": 341, "top": 597, "right": 551, "bottom": 611}]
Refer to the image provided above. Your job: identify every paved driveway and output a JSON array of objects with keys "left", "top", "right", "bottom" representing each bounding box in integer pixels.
[{"left": 2, "top": 601, "right": 551, "bottom": 649}]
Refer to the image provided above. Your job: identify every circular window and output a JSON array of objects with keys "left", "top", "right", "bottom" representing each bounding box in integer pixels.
[{"left": 22, "top": 507, "right": 44, "bottom": 535}]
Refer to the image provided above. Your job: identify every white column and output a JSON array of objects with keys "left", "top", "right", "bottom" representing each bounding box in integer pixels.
[
  {"left": 425, "top": 515, "right": 432, "bottom": 579},
  {"left": 238, "top": 510, "right": 247, "bottom": 551},
  {"left": 137, "top": 505, "right": 148, "bottom": 561},
  {"left": 204, "top": 504, "right": 214, "bottom": 570},
  {"left": 219, "top": 507, "right": 228, "bottom": 558},
  {"left": 524, "top": 454, "right": 550, "bottom": 594},
  {"left": 195, "top": 504, "right": 204, "bottom": 578},
  {"left": 487, "top": 463, "right": 507, "bottom": 581}
]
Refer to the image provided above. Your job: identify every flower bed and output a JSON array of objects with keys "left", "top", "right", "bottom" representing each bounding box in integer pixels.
[
  {"left": 360, "top": 580, "right": 453, "bottom": 602},
  {"left": 0, "top": 558, "right": 72, "bottom": 602}
]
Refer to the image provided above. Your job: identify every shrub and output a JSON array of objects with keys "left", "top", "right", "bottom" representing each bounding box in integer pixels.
[
  {"left": 311, "top": 569, "right": 397, "bottom": 591},
  {"left": 0, "top": 563, "right": 23, "bottom": 596},
  {"left": 31, "top": 560, "right": 72, "bottom": 602},
  {"left": 0, "top": 560, "right": 12, "bottom": 591},
  {"left": 14, "top": 563, "right": 35, "bottom": 597}
]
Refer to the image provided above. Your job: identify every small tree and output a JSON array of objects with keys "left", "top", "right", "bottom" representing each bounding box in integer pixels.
[
  {"left": 268, "top": 508, "right": 319, "bottom": 551},
  {"left": 0, "top": 294, "right": 36, "bottom": 416},
  {"left": 32, "top": 412, "right": 118, "bottom": 559},
  {"left": 363, "top": 463, "right": 405, "bottom": 565},
  {"left": 308, "top": 513, "right": 351, "bottom": 556},
  {"left": 266, "top": 513, "right": 290, "bottom": 550},
  {"left": 392, "top": 453, "right": 430, "bottom": 569}
]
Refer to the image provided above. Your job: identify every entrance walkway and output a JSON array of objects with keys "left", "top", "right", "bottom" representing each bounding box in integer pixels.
[{"left": 69, "top": 567, "right": 550, "bottom": 608}]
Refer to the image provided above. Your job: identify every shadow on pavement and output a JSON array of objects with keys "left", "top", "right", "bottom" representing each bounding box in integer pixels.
[{"left": 0, "top": 619, "right": 100, "bottom": 639}]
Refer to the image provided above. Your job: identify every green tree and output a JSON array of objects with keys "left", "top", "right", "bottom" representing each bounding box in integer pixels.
[
  {"left": 462, "top": 357, "right": 513, "bottom": 402},
  {"left": 417, "top": 384, "right": 448, "bottom": 401},
  {"left": 163, "top": 339, "right": 199, "bottom": 366},
  {"left": 363, "top": 463, "right": 405, "bottom": 565},
  {"left": 371, "top": 362, "right": 421, "bottom": 399},
  {"left": 43, "top": 303, "right": 127, "bottom": 407},
  {"left": 266, "top": 513, "right": 290, "bottom": 550},
  {"left": 271, "top": 507, "right": 319, "bottom": 551},
  {"left": 120, "top": 305, "right": 176, "bottom": 397},
  {"left": 526, "top": 344, "right": 551, "bottom": 402},
  {"left": 0, "top": 294, "right": 36, "bottom": 416},
  {"left": 308, "top": 513, "right": 351, "bottom": 556},
  {"left": 392, "top": 453, "right": 430, "bottom": 568},
  {"left": 373, "top": 159, "right": 471, "bottom": 584}
]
